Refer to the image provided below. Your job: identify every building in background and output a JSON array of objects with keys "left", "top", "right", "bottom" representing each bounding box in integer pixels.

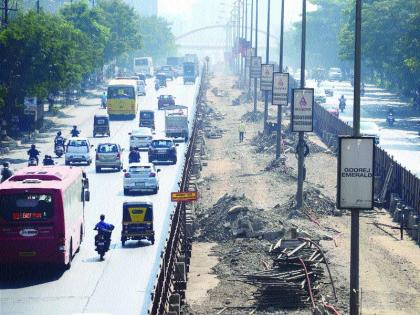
[{"left": 124, "top": 0, "right": 157, "bottom": 16}]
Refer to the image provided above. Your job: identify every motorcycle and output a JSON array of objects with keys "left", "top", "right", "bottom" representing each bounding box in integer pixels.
[
  {"left": 95, "top": 225, "right": 114, "bottom": 260},
  {"left": 386, "top": 115, "right": 395, "bottom": 127},
  {"left": 55, "top": 144, "right": 65, "bottom": 157},
  {"left": 28, "top": 157, "right": 38, "bottom": 167}
]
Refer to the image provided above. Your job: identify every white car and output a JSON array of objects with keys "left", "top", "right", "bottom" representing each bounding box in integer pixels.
[
  {"left": 65, "top": 137, "right": 92, "bottom": 165},
  {"left": 138, "top": 80, "right": 146, "bottom": 96},
  {"left": 129, "top": 127, "right": 153, "bottom": 151},
  {"left": 123, "top": 162, "right": 160, "bottom": 195}
]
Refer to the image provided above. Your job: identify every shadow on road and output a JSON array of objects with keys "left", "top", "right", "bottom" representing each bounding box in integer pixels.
[{"left": 0, "top": 265, "right": 65, "bottom": 288}]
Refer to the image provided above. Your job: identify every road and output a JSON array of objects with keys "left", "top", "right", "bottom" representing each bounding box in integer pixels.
[
  {"left": 0, "top": 76, "right": 200, "bottom": 315},
  {"left": 309, "top": 79, "right": 420, "bottom": 176}
]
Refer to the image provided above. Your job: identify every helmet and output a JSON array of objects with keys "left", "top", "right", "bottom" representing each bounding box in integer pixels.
[
  {"left": 31, "top": 144, "right": 36, "bottom": 149},
  {"left": 73, "top": 125, "right": 77, "bottom": 129},
  {"left": 100, "top": 214, "right": 105, "bottom": 221},
  {"left": 2, "top": 162, "right": 9, "bottom": 167},
  {"left": 57, "top": 131, "right": 62, "bottom": 136}
]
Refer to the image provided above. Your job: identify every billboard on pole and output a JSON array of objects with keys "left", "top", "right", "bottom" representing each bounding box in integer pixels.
[
  {"left": 250, "top": 56, "right": 262, "bottom": 78},
  {"left": 337, "top": 137, "right": 374, "bottom": 209},
  {"left": 272, "top": 72, "right": 289, "bottom": 105},
  {"left": 260, "top": 64, "right": 274, "bottom": 91},
  {"left": 291, "top": 88, "right": 314, "bottom": 132}
]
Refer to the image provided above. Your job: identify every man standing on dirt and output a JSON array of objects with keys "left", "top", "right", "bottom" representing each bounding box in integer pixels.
[{"left": 238, "top": 120, "right": 245, "bottom": 143}]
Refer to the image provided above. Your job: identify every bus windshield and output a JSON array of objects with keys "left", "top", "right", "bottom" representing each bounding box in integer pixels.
[
  {"left": 108, "top": 86, "right": 135, "bottom": 99},
  {"left": 0, "top": 193, "right": 54, "bottom": 222}
]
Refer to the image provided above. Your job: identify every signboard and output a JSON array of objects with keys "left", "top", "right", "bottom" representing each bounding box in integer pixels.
[
  {"left": 260, "top": 64, "right": 274, "bottom": 91},
  {"left": 24, "top": 97, "right": 37, "bottom": 108},
  {"left": 291, "top": 88, "right": 314, "bottom": 132},
  {"left": 250, "top": 56, "right": 262, "bottom": 78},
  {"left": 337, "top": 137, "right": 374, "bottom": 209},
  {"left": 245, "top": 47, "right": 253, "bottom": 67},
  {"left": 272, "top": 72, "right": 289, "bottom": 105},
  {"left": 171, "top": 191, "right": 198, "bottom": 202}
]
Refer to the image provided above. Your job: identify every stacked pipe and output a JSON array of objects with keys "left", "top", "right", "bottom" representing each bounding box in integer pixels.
[{"left": 241, "top": 238, "right": 327, "bottom": 309}]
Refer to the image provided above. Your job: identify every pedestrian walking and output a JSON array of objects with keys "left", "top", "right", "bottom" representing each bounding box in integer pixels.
[{"left": 238, "top": 121, "right": 245, "bottom": 143}]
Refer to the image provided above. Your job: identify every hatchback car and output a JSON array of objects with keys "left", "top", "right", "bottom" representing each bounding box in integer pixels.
[
  {"left": 158, "top": 65, "right": 175, "bottom": 80},
  {"left": 129, "top": 127, "right": 153, "bottom": 151},
  {"left": 65, "top": 137, "right": 92, "bottom": 165},
  {"left": 157, "top": 95, "right": 175, "bottom": 110},
  {"left": 123, "top": 163, "right": 160, "bottom": 195},
  {"left": 95, "top": 143, "right": 123, "bottom": 172},
  {"left": 148, "top": 138, "right": 178, "bottom": 165}
]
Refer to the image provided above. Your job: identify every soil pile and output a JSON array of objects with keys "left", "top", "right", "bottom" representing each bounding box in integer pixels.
[{"left": 195, "top": 194, "right": 286, "bottom": 242}]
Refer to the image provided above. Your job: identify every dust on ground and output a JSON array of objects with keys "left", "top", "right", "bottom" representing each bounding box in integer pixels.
[{"left": 184, "top": 73, "right": 420, "bottom": 315}]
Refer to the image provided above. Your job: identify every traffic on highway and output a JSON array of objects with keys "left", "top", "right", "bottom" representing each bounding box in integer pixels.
[{"left": 0, "top": 61, "right": 200, "bottom": 314}]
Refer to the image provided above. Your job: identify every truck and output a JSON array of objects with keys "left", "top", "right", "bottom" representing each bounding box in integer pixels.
[
  {"left": 184, "top": 54, "right": 199, "bottom": 77},
  {"left": 164, "top": 105, "right": 189, "bottom": 142},
  {"left": 183, "top": 62, "right": 196, "bottom": 84}
]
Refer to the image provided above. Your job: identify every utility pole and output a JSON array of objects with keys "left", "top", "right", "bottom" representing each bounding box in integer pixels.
[
  {"left": 276, "top": 0, "right": 285, "bottom": 159},
  {"left": 263, "top": 0, "right": 271, "bottom": 133},
  {"left": 237, "top": 1, "right": 241, "bottom": 75},
  {"left": 350, "top": 1, "right": 362, "bottom": 314},
  {"left": 244, "top": 0, "right": 248, "bottom": 90},
  {"left": 296, "top": 0, "right": 307, "bottom": 208},
  {"left": 240, "top": 0, "right": 245, "bottom": 86},
  {"left": 248, "top": 0, "right": 254, "bottom": 99},
  {"left": 253, "top": 0, "right": 258, "bottom": 113}
]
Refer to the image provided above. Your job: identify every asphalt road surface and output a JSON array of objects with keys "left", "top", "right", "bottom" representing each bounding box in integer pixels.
[
  {"left": 309, "top": 79, "right": 420, "bottom": 176},
  {"left": 0, "top": 76, "right": 200, "bottom": 315}
]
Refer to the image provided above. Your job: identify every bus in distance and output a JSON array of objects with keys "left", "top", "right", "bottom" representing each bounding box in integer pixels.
[
  {"left": 0, "top": 166, "right": 90, "bottom": 268},
  {"left": 107, "top": 79, "right": 138, "bottom": 119},
  {"left": 134, "top": 57, "right": 154, "bottom": 77}
]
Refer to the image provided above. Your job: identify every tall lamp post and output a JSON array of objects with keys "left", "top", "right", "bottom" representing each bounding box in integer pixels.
[
  {"left": 263, "top": 0, "right": 271, "bottom": 133},
  {"left": 276, "top": 0, "right": 285, "bottom": 159}
]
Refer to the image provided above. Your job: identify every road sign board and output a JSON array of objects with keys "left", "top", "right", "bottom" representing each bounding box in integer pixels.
[
  {"left": 337, "top": 137, "right": 374, "bottom": 209},
  {"left": 272, "top": 72, "right": 289, "bottom": 105},
  {"left": 171, "top": 191, "right": 198, "bottom": 202},
  {"left": 291, "top": 88, "right": 314, "bottom": 132},
  {"left": 260, "top": 64, "right": 274, "bottom": 91},
  {"left": 245, "top": 47, "right": 253, "bottom": 67},
  {"left": 250, "top": 56, "right": 262, "bottom": 78}
]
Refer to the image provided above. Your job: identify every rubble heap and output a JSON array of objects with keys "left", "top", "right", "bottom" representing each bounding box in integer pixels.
[{"left": 241, "top": 111, "right": 264, "bottom": 122}]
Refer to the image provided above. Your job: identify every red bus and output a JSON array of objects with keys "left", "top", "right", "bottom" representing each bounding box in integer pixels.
[{"left": 0, "top": 166, "right": 90, "bottom": 268}]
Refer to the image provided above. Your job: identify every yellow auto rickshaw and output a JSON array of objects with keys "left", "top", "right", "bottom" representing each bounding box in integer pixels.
[
  {"left": 93, "top": 114, "right": 110, "bottom": 137},
  {"left": 121, "top": 200, "right": 155, "bottom": 246}
]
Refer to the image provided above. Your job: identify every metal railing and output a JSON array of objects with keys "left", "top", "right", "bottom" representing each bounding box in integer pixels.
[
  {"left": 148, "top": 70, "right": 206, "bottom": 314},
  {"left": 313, "top": 102, "right": 420, "bottom": 215}
]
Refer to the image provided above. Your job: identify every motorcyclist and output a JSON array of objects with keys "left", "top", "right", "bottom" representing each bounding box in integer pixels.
[
  {"left": 54, "top": 131, "right": 65, "bottom": 146},
  {"left": 94, "top": 214, "right": 114, "bottom": 260},
  {"left": 387, "top": 110, "right": 395, "bottom": 126},
  {"left": 128, "top": 148, "right": 140, "bottom": 163},
  {"left": 1, "top": 162, "right": 13, "bottom": 183},
  {"left": 43, "top": 155, "right": 55, "bottom": 166},
  {"left": 27, "top": 144, "right": 40, "bottom": 165},
  {"left": 154, "top": 80, "right": 160, "bottom": 90},
  {"left": 70, "top": 125, "right": 80, "bottom": 137}
]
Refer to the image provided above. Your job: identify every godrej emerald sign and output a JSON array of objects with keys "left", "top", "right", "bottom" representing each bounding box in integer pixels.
[{"left": 337, "top": 137, "right": 375, "bottom": 209}]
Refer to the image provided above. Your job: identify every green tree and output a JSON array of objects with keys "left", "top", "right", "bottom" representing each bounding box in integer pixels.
[
  {"left": 136, "top": 15, "right": 176, "bottom": 63},
  {"left": 97, "top": 0, "right": 142, "bottom": 63},
  {"left": 0, "top": 11, "right": 89, "bottom": 117},
  {"left": 61, "top": 0, "right": 110, "bottom": 70}
]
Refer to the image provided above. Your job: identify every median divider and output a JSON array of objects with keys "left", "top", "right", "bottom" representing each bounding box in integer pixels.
[{"left": 147, "top": 68, "right": 206, "bottom": 315}]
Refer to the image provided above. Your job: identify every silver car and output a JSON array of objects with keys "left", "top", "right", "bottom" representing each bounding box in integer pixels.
[
  {"left": 95, "top": 143, "right": 123, "bottom": 172},
  {"left": 129, "top": 127, "right": 153, "bottom": 151},
  {"left": 123, "top": 162, "right": 160, "bottom": 195}
]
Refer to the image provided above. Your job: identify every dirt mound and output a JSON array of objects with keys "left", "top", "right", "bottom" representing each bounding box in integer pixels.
[
  {"left": 241, "top": 111, "right": 264, "bottom": 122},
  {"left": 276, "top": 186, "right": 337, "bottom": 219},
  {"left": 195, "top": 194, "right": 284, "bottom": 242}
]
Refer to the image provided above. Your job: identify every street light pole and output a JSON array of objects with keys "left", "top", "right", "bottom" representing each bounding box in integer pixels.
[
  {"left": 296, "top": 0, "right": 307, "bottom": 208},
  {"left": 253, "top": 0, "right": 258, "bottom": 113},
  {"left": 263, "top": 0, "right": 271, "bottom": 133},
  {"left": 276, "top": 0, "right": 285, "bottom": 159},
  {"left": 350, "top": 0, "right": 362, "bottom": 314},
  {"left": 244, "top": 0, "right": 248, "bottom": 89},
  {"left": 241, "top": 0, "right": 245, "bottom": 85},
  {"left": 248, "top": 0, "right": 254, "bottom": 99}
]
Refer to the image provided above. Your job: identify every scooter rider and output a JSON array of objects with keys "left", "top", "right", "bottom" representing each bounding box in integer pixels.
[
  {"left": 387, "top": 110, "right": 395, "bottom": 126},
  {"left": 339, "top": 95, "right": 346, "bottom": 111},
  {"left": 55, "top": 131, "right": 65, "bottom": 146},
  {"left": 1, "top": 162, "right": 13, "bottom": 183},
  {"left": 94, "top": 214, "right": 114, "bottom": 260},
  {"left": 128, "top": 147, "right": 140, "bottom": 163},
  {"left": 27, "top": 144, "right": 40, "bottom": 165},
  {"left": 70, "top": 125, "right": 80, "bottom": 137}
]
